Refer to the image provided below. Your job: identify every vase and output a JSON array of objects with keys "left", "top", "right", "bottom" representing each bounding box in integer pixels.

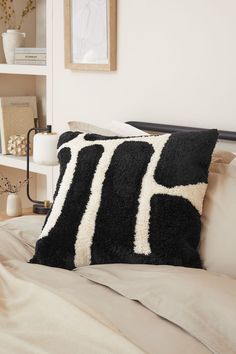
[
  {"left": 2, "top": 29, "right": 25, "bottom": 64},
  {"left": 6, "top": 193, "right": 22, "bottom": 217}
]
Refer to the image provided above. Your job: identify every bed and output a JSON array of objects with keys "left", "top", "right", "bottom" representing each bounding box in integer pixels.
[{"left": 0, "top": 121, "right": 236, "bottom": 354}]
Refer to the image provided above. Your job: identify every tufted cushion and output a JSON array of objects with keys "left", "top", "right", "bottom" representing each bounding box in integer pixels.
[{"left": 30, "top": 129, "right": 218, "bottom": 270}]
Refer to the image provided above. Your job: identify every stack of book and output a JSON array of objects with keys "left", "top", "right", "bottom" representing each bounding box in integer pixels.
[{"left": 15, "top": 48, "right": 46, "bottom": 66}]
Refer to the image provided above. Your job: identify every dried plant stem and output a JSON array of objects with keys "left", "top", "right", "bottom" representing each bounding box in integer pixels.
[
  {"left": 0, "top": 174, "right": 30, "bottom": 195},
  {"left": 0, "top": 0, "right": 36, "bottom": 30},
  {"left": 0, "top": 0, "right": 15, "bottom": 29},
  {"left": 17, "top": 0, "right": 36, "bottom": 30}
]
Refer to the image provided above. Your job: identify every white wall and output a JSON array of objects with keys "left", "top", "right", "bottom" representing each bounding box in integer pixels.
[
  {"left": 52, "top": 0, "right": 236, "bottom": 134},
  {"left": 1, "top": 0, "right": 235, "bottom": 210}
]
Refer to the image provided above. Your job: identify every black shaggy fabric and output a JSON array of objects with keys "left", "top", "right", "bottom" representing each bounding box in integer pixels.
[
  {"left": 42, "top": 147, "right": 72, "bottom": 228},
  {"left": 57, "top": 131, "right": 80, "bottom": 148},
  {"left": 155, "top": 130, "right": 218, "bottom": 187},
  {"left": 149, "top": 194, "right": 202, "bottom": 268},
  {"left": 91, "top": 141, "right": 154, "bottom": 264},
  {"left": 30, "top": 145, "right": 104, "bottom": 269},
  {"left": 30, "top": 129, "right": 218, "bottom": 270}
]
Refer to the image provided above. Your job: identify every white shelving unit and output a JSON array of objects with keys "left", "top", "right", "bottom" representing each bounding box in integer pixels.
[
  {"left": 0, "top": 154, "right": 51, "bottom": 175},
  {"left": 0, "top": 63, "right": 48, "bottom": 76},
  {"left": 0, "top": 0, "right": 54, "bottom": 205}
]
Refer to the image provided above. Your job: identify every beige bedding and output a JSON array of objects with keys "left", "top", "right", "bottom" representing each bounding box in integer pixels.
[{"left": 0, "top": 216, "right": 235, "bottom": 354}]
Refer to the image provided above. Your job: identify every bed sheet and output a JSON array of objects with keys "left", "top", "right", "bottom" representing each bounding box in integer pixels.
[{"left": 0, "top": 216, "right": 229, "bottom": 354}]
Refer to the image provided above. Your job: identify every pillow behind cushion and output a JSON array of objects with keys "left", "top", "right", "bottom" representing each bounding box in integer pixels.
[
  {"left": 68, "top": 121, "right": 117, "bottom": 136},
  {"left": 30, "top": 130, "right": 218, "bottom": 270},
  {"left": 68, "top": 120, "right": 149, "bottom": 137},
  {"left": 200, "top": 154, "right": 236, "bottom": 278}
]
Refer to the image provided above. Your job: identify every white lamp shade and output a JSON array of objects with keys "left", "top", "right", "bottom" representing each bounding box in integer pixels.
[{"left": 33, "top": 132, "right": 59, "bottom": 166}]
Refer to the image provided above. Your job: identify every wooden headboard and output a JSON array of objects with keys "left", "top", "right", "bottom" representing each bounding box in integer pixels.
[{"left": 127, "top": 121, "right": 236, "bottom": 142}]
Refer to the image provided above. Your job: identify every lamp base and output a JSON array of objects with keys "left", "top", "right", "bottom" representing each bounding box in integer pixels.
[{"left": 33, "top": 203, "right": 50, "bottom": 215}]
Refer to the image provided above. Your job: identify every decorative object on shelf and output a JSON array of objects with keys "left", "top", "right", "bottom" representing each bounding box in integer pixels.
[
  {"left": 64, "top": 0, "right": 117, "bottom": 71},
  {"left": 6, "top": 192, "right": 22, "bottom": 217},
  {"left": 2, "top": 29, "right": 25, "bottom": 64},
  {"left": 15, "top": 47, "right": 46, "bottom": 66},
  {"left": 27, "top": 123, "right": 59, "bottom": 214},
  {"left": 0, "top": 174, "right": 29, "bottom": 217},
  {"left": 7, "top": 134, "right": 28, "bottom": 156},
  {"left": 0, "top": 96, "right": 37, "bottom": 155},
  {"left": 0, "top": 0, "right": 36, "bottom": 64},
  {"left": 33, "top": 132, "right": 58, "bottom": 166}
]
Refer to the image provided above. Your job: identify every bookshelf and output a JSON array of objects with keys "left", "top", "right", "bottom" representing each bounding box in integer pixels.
[
  {"left": 0, "top": 63, "right": 47, "bottom": 76},
  {"left": 0, "top": 154, "right": 51, "bottom": 175},
  {"left": 0, "top": 0, "right": 53, "bottom": 210}
]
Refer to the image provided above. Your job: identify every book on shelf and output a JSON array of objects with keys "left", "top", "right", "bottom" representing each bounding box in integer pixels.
[
  {"left": 0, "top": 96, "right": 37, "bottom": 155},
  {"left": 14, "top": 59, "right": 46, "bottom": 66},
  {"left": 15, "top": 53, "right": 46, "bottom": 61},
  {"left": 15, "top": 47, "right": 46, "bottom": 54},
  {"left": 14, "top": 48, "right": 47, "bottom": 65}
]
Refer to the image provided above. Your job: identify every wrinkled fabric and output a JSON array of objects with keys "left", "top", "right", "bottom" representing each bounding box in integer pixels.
[
  {"left": 79, "top": 263, "right": 236, "bottom": 354},
  {"left": 0, "top": 216, "right": 217, "bottom": 353}
]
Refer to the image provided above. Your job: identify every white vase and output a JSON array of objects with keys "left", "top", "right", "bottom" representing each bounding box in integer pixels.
[
  {"left": 2, "top": 29, "right": 25, "bottom": 64},
  {"left": 6, "top": 193, "right": 22, "bottom": 217}
]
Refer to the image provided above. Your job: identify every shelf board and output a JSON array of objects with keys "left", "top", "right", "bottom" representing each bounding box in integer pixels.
[
  {"left": 0, "top": 154, "right": 51, "bottom": 175},
  {"left": 0, "top": 64, "right": 47, "bottom": 76}
]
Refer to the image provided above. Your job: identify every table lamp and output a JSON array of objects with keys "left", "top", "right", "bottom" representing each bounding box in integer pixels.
[{"left": 27, "top": 122, "right": 59, "bottom": 214}]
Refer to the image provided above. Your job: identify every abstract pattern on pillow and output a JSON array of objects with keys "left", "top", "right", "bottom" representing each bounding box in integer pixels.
[{"left": 30, "top": 130, "right": 218, "bottom": 270}]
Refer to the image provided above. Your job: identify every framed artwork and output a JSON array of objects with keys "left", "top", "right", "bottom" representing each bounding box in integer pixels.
[{"left": 64, "top": 0, "right": 117, "bottom": 71}]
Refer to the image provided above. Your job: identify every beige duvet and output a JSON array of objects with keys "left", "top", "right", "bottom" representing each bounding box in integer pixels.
[{"left": 0, "top": 216, "right": 236, "bottom": 354}]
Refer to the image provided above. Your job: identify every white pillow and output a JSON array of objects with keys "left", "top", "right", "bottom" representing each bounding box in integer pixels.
[
  {"left": 109, "top": 121, "right": 149, "bottom": 136},
  {"left": 68, "top": 121, "right": 116, "bottom": 136},
  {"left": 68, "top": 120, "right": 149, "bottom": 137},
  {"left": 200, "top": 152, "right": 236, "bottom": 278}
]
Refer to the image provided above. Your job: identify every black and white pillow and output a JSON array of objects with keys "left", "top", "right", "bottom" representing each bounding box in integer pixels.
[{"left": 30, "top": 130, "right": 218, "bottom": 270}]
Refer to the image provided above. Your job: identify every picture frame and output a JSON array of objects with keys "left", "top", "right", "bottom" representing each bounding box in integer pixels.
[{"left": 64, "top": 0, "right": 117, "bottom": 71}]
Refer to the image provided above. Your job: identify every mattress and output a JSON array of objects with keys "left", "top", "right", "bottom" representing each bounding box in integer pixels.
[{"left": 0, "top": 216, "right": 235, "bottom": 354}]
